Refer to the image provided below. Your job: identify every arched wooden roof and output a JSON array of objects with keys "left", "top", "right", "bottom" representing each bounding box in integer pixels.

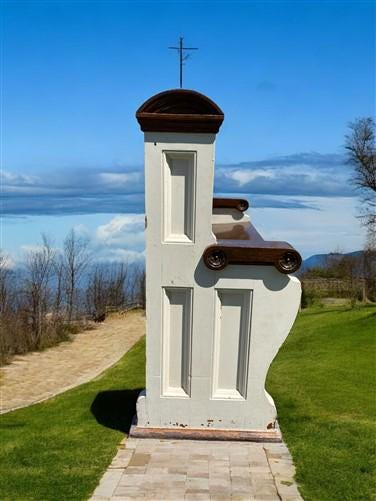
[{"left": 136, "top": 89, "right": 224, "bottom": 133}]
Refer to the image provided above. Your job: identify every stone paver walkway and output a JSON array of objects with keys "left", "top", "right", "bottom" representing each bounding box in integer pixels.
[
  {"left": 90, "top": 437, "right": 302, "bottom": 500},
  {"left": 0, "top": 310, "right": 145, "bottom": 414}
]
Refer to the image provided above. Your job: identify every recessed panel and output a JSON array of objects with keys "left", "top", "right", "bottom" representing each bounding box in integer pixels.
[
  {"left": 212, "top": 289, "right": 252, "bottom": 399},
  {"left": 163, "top": 151, "right": 196, "bottom": 242},
  {"left": 162, "top": 287, "right": 192, "bottom": 397}
]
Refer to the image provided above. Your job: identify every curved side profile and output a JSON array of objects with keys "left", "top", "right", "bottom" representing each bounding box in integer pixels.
[{"left": 136, "top": 265, "right": 301, "bottom": 432}]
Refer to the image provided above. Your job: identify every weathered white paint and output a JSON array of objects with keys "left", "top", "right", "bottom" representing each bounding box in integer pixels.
[{"left": 136, "top": 129, "right": 301, "bottom": 431}]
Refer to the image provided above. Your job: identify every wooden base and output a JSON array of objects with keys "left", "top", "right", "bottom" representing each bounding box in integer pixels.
[{"left": 129, "top": 422, "right": 282, "bottom": 443}]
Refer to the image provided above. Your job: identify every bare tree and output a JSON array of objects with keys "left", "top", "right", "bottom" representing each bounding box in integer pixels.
[
  {"left": 52, "top": 253, "right": 64, "bottom": 320},
  {"left": 0, "top": 251, "right": 12, "bottom": 314},
  {"left": 63, "top": 229, "right": 90, "bottom": 322},
  {"left": 132, "top": 264, "right": 145, "bottom": 308},
  {"left": 0, "top": 251, "right": 16, "bottom": 362},
  {"left": 362, "top": 233, "right": 376, "bottom": 301},
  {"left": 86, "top": 265, "right": 107, "bottom": 319},
  {"left": 86, "top": 262, "right": 129, "bottom": 319},
  {"left": 23, "top": 235, "right": 55, "bottom": 347},
  {"left": 345, "top": 117, "right": 376, "bottom": 236},
  {"left": 107, "top": 262, "right": 128, "bottom": 308}
]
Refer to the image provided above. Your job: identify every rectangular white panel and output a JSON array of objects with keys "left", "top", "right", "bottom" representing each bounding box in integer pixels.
[
  {"left": 163, "top": 151, "right": 196, "bottom": 242},
  {"left": 162, "top": 287, "right": 192, "bottom": 397},
  {"left": 212, "top": 289, "right": 252, "bottom": 399}
]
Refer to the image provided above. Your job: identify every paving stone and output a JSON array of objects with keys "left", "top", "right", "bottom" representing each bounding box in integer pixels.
[
  {"left": 274, "top": 479, "right": 302, "bottom": 501},
  {"left": 253, "top": 474, "right": 276, "bottom": 483},
  {"left": 230, "top": 466, "right": 251, "bottom": 476},
  {"left": 90, "top": 437, "right": 302, "bottom": 501},
  {"left": 109, "top": 451, "right": 134, "bottom": 469},
  {"left": 209, "top": 478, "right": 232, "bottom": 489},
  {"left": 254, "top": 483, "right": 279, "bottom": 497},
  {"left": 125, "top": 467, "right": 147, "bottom": 475},
  {"left": 209, "top": 489, "right": 232, "bottom": 498},
  {"left": 252, "top": 477, "right": 275, "bottom": 486},
  {"left": 191, "top": 454, "right": 210, "bottom": 460},
  {"left": 146, "top": 491, "right": 179, "bottom": 499},
  {"left": 128, "top": 453, "right": 151, "bottom": 467},
  {"left": 187, "top": 478, "right": 209, "bottom": 489},
  {"left": 254, "top": 496, "right": 280, "bottom": 501},
  {"left": 189, "top": 472, "right": 210, "bottom": 479},
  {"left": 210, "top": 459, "right": 229, "bottom": 467},
  {"left": 168, "top": 467, "right": 188, "bottom": 475},
  {"left": 268, "top": 460, "right": 296, "bottom": 478},
  {"left": 185, "top": 494, "right": 211, "bottom": 500},
  {"left": 209, "top": 464, "right": 230, "bottom": 475},
  {"left": 230, "top": 477, "right": 252, "bottom": 489},
  {"left": 232, "top": 489, "right": 254, "bottom": 498},
  {"left": 230, "top": 460, "right": 250, "bottom": 467},
  {"left": 113, "top": 493, "right": 146, "bottom": 500},
  {"left": 94, "top": 470, "right": 124, "bottom": 497},
  {"left": 145, "top": 466, "right": 169, "bottom": 475},
  {"left": 113, "top": 485, "right": 145, "bottom": 496},
  {"left": 126, "top": 440, "right": 139, "bottom": 449}
]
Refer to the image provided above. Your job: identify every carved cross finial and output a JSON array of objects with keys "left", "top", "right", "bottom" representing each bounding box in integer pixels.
[{"left": 169, "top": 37, "right": 198, "bottom": 88}]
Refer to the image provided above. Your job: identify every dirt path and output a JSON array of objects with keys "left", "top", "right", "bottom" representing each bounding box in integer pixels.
[{"left": 0, "top": 310, "right": 145, "bottom": 414}]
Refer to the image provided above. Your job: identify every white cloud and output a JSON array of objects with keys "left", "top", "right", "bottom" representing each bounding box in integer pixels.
[
  {"left": 96, "top": 214, "right": 144, "bottom": 246},
  {"left": 92, "top": 214, "right": 145, "bottom": 261},
  {"left": 1, "top": 170, "right": 39, "bottom": 185},
  {"left": 99, "top": 172, "right": 141, "bottom": 186},
  {"left": 226, "top": 169, "right": 275, "bottom": 186},
  {"left": 71, "top": 223, "right": 91, "bottom": 239},
  {"left": 251, "top": 196, "right": 364, "bottom": 258},
  {"left": 94, "top": 247, "right": 145, "bottom": 264},
  {"left": 0, "top": 252, "right": 16, "bottom": 269}
]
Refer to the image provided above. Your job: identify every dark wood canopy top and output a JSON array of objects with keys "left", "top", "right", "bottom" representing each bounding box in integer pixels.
[{"left": 136, "top": 89, "right": 224, "bottom": 133}]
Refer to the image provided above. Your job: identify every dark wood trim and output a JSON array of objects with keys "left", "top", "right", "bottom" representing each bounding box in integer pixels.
[
  {"left": 136, "top": 89, "right": 224, "bottom": 133},
  {"left": 129, "top": 424, "right": 282, "bottom": 442},
  {"left": 137, "top": 89, "right": 224, "bottom": 115},
  {"left": 136, "top": 114, "right": 223, "bottom": 133},
  {"left": 203, "top": 223, "right": 302, "bottom": 274},
  {"left": 213, "top": 197, "right": 249, "bottom": 212}
]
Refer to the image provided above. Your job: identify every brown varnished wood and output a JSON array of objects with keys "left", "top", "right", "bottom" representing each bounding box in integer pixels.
[
  {"left": 213, "top": 198, "right": 249, "bottom": 212},
  {"left": 204, "top": 222, "right": 302, "bottom": 274},
  {"left": 136, "top": 89, "right": 224, "bottom": 133}
]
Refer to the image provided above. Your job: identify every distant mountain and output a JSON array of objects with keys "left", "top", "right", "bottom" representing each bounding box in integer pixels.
[{"left": 302, "top": 251, "right": 362, "bottom": 272}]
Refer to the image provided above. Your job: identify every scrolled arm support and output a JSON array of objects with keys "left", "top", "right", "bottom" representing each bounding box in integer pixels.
[{"left": 203, "top": 244, "right": 302, "bottom": 274}]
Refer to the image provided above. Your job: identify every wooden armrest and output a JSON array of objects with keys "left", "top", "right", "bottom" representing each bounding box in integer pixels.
[
  {"left": 204, "top": 223, "right": 302, "bottom": 274},
  {"left": 213, "top": 197, "right": 249, "bottom": 212}
]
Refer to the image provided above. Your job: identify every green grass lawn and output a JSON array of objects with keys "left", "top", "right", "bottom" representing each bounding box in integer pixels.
[
  {"left": 1, "top": 306, "right": 375, "bottom": 500},
  {"left": 267, "top": 305, "right": 376, "bottom": 501},
  {"left": 0, "top": 337, "right": 145, "bottom": 501}
]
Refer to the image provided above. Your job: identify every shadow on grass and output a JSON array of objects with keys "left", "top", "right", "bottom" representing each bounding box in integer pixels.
[{"left": 90, "top": 389, "right": 143, "bottom": 434}]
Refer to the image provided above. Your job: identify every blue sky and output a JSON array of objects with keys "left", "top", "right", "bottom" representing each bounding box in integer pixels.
[{"left": 1, "top": 0, "right": 375, "bottom": 263}]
